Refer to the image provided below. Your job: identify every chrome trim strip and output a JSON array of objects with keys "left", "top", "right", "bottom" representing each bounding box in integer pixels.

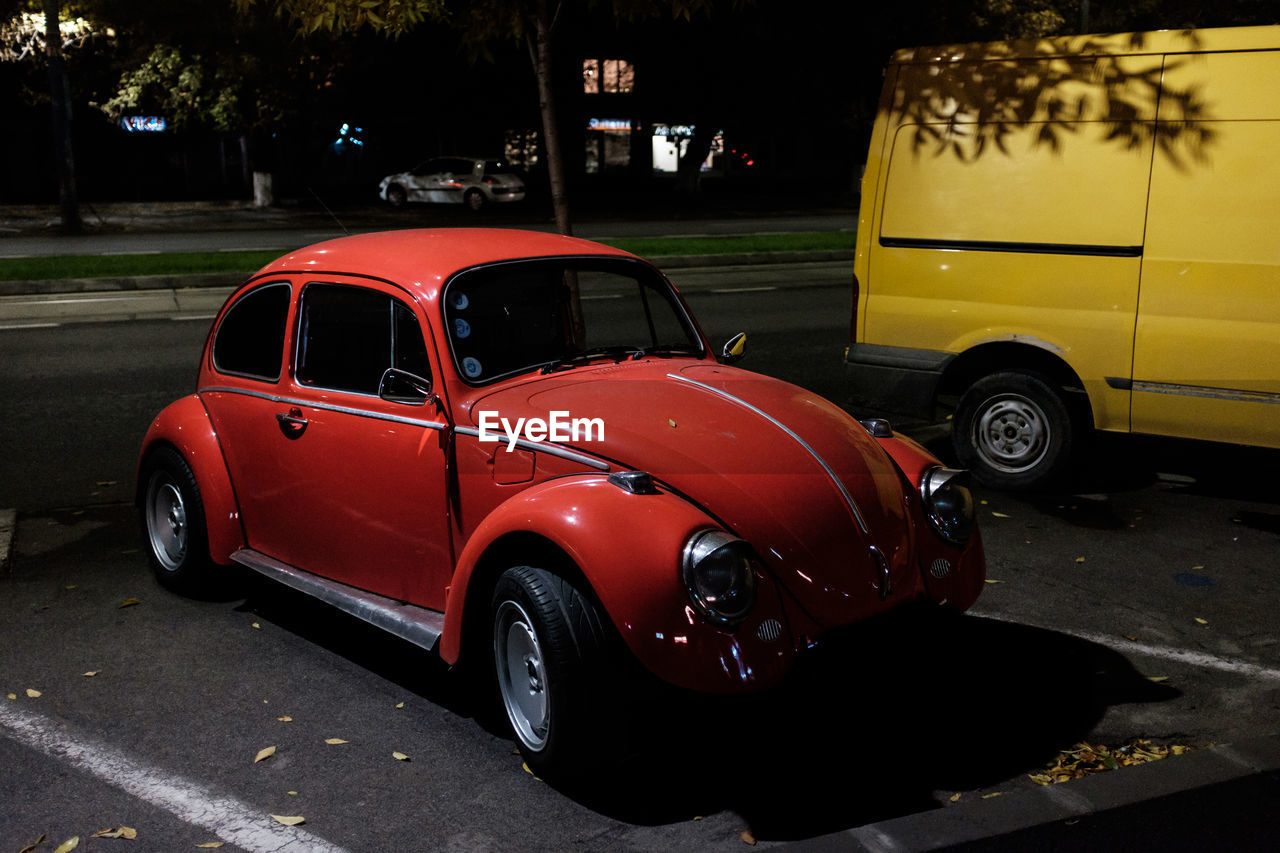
[
  {"left": 665, "top": 372, "right": 870, "bottom": 534},
  {"left": 454, "top": 425, "right": 611, "bottom": 470},
  {"left": 1133, "top": 381, "right": 1280, "bottom": 406},
  {"left": 199, "top": 385, "right": 448, "bottom": 430},
  {"left": 231, "top": 548, "right": 444, "bottom": 651}
]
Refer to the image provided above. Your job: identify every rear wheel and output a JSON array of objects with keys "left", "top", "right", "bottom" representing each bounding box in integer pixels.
[
  {"left": 952, "top": 371, "right": 1078, "bottom": 490},
  {"left": 385, "top": 184, "right": 407, "bottom": 207},
  {"left": 140, "top": 446, "right": 212, "bottom": 593},
  {"left": 491, "top": 565, "right": 609, "bottom": 777}
]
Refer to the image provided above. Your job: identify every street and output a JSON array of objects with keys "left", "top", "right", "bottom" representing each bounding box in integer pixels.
[{"left": 2, "top": 260, "right": 1279, "bottom": 849}]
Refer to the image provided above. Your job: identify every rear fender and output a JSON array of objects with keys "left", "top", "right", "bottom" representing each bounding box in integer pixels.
[
  {"left": 137, "top": 394, "right": 243, "bottom": 564},
  {"left": 442, "top": 475, "right": 795, "bottom": 692}
]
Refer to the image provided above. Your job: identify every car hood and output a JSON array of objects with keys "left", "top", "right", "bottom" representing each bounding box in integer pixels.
[{"left": 467, "top": 360, "right": 918, "bottom": 631}]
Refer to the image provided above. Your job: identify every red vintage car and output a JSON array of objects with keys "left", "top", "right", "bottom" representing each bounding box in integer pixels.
[{"left": 137, "top": 228, "right": 984, "bottom": 774}]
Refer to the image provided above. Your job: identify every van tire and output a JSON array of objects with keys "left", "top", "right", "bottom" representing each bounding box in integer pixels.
[{"left": 952, "top": 371, "right": 1076, "bottom": 490}]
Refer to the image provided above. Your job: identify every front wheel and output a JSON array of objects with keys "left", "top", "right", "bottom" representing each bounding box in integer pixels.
[
  {"left": 491, "top": 566, "right": 609, "bottom": 777},
  {"left": 952, "top": 371, "right": 1079, "bottom": 490},
  {"left": 464, "top": 189, "right": 487, "bottom": 212},
  {"left": 140, "top": 446, "right": 212, "bottom": 593}
]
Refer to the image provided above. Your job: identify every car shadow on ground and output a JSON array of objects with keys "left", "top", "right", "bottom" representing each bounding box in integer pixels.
[
  {"left": 554, "top": 609, "right": 1179, "bottom": 840},
  {"left": 238, "top": 580, "right": 1179, "bottom": 842}
]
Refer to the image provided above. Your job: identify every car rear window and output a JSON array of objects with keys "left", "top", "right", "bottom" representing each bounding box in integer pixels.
[{"left": 211, "top": 282, "right": 291, "bottom": 381}]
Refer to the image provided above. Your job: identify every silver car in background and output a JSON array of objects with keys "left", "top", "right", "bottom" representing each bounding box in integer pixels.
[{"left": 378, "top": 157, "right": 526, "bottom": 211}]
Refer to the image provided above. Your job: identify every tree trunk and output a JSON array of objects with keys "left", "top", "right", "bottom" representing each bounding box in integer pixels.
[
  {"left": 676, "top": 123, "right": 717, "bottom": 199},
  {"left": 43, "top": 0, "right": 81, "bottom": 235},
  {"left": 531, "top": 0, "right": 583, "bottom": 343},
  {"left": 533, "top": 0, "right": 571, "bottom": 237}
]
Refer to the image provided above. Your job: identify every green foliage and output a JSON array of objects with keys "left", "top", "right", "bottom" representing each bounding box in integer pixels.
[{"left": 232, "top": 0, "right": 447, "bottom": 37}]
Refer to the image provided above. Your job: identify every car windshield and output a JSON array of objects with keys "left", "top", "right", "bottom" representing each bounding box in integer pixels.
[{"left": 443, "top": 258, "right": 704, "bottom": 385}]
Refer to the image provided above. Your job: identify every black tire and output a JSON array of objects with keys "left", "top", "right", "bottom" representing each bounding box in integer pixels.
[
  {"left": 952, "top": 371, "right": 1078, "bottom": 490},
  {"left": 464, "top": 188, "right": 486, "bottom": 212},
  {"left": 385, "top": 184, "right": 407, "bottom": 207},
  {"left": 139, "top": 446, "right": 213, "bottom": 593},
  {"left": 491, "top": 565, "right": 610, "bottom": 777}
]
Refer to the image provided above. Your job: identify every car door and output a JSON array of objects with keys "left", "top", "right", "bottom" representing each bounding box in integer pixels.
[{"left": 206, "top": 277, "right": 453, "bottom": 609}]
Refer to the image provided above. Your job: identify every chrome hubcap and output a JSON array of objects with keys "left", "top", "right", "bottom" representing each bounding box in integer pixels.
[
  {"left": 974, "top": 393, "right": 1051, "bottom": 473},
  {"left": 146, "top": 475, "right": 187, "bottom": 572},
  {"left": 494, "top": 600, "right": 550, "bottom": 751}
]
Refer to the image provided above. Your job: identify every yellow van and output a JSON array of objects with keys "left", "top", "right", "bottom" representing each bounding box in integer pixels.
[{"left": 847, "top": 25, "right": 1280, "bottom": 489}]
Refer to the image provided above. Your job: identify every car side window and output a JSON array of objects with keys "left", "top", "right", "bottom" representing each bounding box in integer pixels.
[
  {"left": 296, "top": 283, "right": 430, "bottom": 395},
  {"left": 212, "top": 282, "right": 291, "bottom": 381}
]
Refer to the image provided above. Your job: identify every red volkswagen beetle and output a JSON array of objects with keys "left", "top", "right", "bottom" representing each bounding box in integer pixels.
[{"left": 138, "top": 229, "right": 984, "bottom": 774}]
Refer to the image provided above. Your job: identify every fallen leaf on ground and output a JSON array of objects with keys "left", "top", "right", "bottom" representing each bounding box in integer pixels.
[
  {"left": 324, "top": 738, "right": 348, "bottom": 745},
  {"left": 26, "top": 689, "right": 41, "bottom": 698},
  {"left": 1195, "top": 617, "right": 1209, "bottom": 625},
  {"left": 254, "top": 746, "right": 276, "bottom": 763},
  {"left": 53, "top": 839, "right": 80, "bottom": 853},
  {"left": 392, "top": 751, "right": 411, "bottom": 761},
  {"left": 949, "top": 793, "right": 962, "bottom": 802},
  {"left": 64, "top": 585, "right": 77, "bottom": 590},
  {"left": 6, "top": 693, "right": 15, "bottom": 700},
  {"left": 1031, "top": 738, "right": 1196, "bottom": 784},
  {"left": 1075, "top": 556, "right": 1086, "bottom": 563},
  {"left": 91, "top": 827, "right": 137, "bottom": 839},
  {"left": 270, "top": 815, "right": 305, "bottom": 826},
  {"left": 252, "top": 623, "right": 261, "bottom": 629},
  {"left": 991, "top": 511, "right": 1011, "bottom": 518},
  {"left": 981, "top": 792, "right": 1003, "bottom": 800},
  {"left": 84, "top": 671, "right": 100, "bottom": 677},
  {"left": 277, "top": 716, "right": 293, "bottom": 722},
  {"left": 984, "top": 579, "right": 1001, "bottom": 584},
  {"left": 1147, "top": 676, "right": 1169, "bottom": 683},
  {"left": 118, "top": 598, "right": 140, "bottom": 608},
  {"left": 739, "top": 829, "right": 757, "bottom": 845},
  {"left": 18, "top": 834, "right": 45, "bottom": 853},
  {"left": 395, "top": 702, "right": 405, "bottom": 709},
  {"left": 194, "top": 843, "right": 225, "bottom": 849}
]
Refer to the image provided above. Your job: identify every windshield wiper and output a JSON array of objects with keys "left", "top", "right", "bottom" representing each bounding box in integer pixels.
[
  {"left": 540, "top": 346, "right": 642, "bottom": 374},
  {"left": 628, "top": 345, "right": 701, "bottom": 359}
]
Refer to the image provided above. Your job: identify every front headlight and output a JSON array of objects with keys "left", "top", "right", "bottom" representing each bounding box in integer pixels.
[
  {"left": 681, "top": 530, "right": 758, "bottom": 627},
  {"left": 920, "top": 467, "right": 976, "bottom": 545}
]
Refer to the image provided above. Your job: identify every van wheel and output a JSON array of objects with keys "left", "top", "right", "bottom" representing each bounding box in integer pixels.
[{"left": 952, "top": 371, "right": 1076, "bottom": 490}]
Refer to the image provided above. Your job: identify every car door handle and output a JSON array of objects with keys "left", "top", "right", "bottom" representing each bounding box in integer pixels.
[{"left": 276, "top": 408, "right": 308, "bottom": 440}]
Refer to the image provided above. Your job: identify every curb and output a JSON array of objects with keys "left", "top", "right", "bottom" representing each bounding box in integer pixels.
[
  {"left": 785, "top": 735, "right": 1280, "bottom": 852},
  {"left": 0, "top": 508, "right": 15, "bottom": 574}
]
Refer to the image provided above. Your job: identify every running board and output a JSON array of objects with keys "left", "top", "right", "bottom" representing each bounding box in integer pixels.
[{"left": 231, "top": 548, "right": 445, "bottom": 652}]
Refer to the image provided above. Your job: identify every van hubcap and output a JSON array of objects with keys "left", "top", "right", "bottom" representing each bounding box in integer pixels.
[{"left": 974, "top": 393, "right": 1050, "bottom": 473}]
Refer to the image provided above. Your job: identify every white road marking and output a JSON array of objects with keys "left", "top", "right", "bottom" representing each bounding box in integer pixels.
[
  {"left": 0, "top": 322, "right": 61, "bottom": 330},
  {"left": 100, "top": 250, "right": 163, "bottom": 256},
  {"left": 971, "top": 609, "right": 1280, "bottom": 681},
  {"left": 0, "top": 704, "right": 351, "bottom": 853}
]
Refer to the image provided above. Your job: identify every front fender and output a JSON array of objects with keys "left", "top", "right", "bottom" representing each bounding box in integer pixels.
[
  {"left": 442, "top": 475, "right": 795, "bottom": 692},
  {"left": 137, "top": 394, "right": 243, "bottom": 564}
]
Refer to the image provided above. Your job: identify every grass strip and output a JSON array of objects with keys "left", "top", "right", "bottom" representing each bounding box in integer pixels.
[{"left": 0, "top": 232, "right": 853, "bottom": 281}]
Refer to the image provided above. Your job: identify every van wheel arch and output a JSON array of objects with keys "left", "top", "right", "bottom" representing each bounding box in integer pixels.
[{"left": 940, "top": 344, "right": 1093, "bottom": 490}]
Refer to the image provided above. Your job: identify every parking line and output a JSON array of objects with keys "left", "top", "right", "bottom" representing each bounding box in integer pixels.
[
  {"left": 971, "top": 609, "right": 1280, "bottom": 681},
  {"left": 0, "top": 704, "right": 351, "bottom": 853}
]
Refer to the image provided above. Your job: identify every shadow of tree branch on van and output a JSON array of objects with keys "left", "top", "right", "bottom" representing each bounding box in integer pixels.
[{"left": 888, "top": 29, "right": 1216, "bottom": 170}]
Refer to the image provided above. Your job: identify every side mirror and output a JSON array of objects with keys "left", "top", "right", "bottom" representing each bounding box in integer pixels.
[
  {"left": 719, "top": 332, "right": 747, "bottom": 364},
  {"left": 379, "top": 368, "right": 435, "bottom": 406}
]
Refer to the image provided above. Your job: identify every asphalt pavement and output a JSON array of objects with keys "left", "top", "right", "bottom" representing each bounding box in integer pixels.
[{"left": 2, "top": 199, "right": 1279, "bottom": 851}]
